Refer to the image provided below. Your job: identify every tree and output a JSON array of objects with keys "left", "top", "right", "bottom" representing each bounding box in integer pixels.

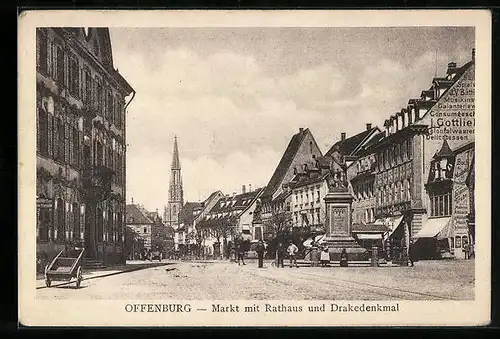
[
  {"left": 210, "top": 216, "right": 238, "bottom": 259},
  {"left": 265, "top": 209, "right": 293, "bottom": 241}
]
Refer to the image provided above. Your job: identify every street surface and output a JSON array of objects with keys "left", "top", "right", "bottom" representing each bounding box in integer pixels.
[{"left": 36, "top": 259, "right": 474, "bottom": 300}]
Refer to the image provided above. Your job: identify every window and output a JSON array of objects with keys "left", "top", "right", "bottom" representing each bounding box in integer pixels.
[
  {"left": 97, "top": 208, "right": 103, "bottom": 242},
  {"left": 95, "top": 141, "right": 103, "bottom": 166},
  {"left": 55, "top": 118, "right": 65, "bottom": 162},
  {"left": 106, "top": 89, "right": 114, "bottom": 121},
  {"left": 84, "top": 69, "right": 92, "bottom": 103},
  {"left": 55, "top": 45, "right": 64, "bottom": 86},
  {"left": 430, "top": 193, "right": 452, "bottom": 217},
  {"left": 462, "top": 236, "right": 468, "bottom": 248},
  {"left": 38, "top": 207, "right": 50, "bottom": 241},
  {"left": 72, "top": 127, "right": 79, "bottom": 168},
  {"left": 455, "top": 236, "right": 461, "bottom": 248},
  {"left": 37, "top": 30, "right": 48, "bottom": 74},
  {"left": 309, "top": 141, "right": 313, "bottom": 153},
  {"left": 69, "top": 55, "right": 79, "bottom": 97},
  {"left": 96, "top": 80, "right": 103, "bottom": 113},
  {"left": 37, "top": 108, "right": 49, "bottom": 155},
  {"left": 408, "top": 137, "right": 413, "bottom": 159},
  {"left": 73, "top": 203, "right": 80, "bottom": 240}
]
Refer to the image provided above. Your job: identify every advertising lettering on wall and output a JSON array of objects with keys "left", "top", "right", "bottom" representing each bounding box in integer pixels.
[
  {"left": 427, "top": 67, "right": 475, "bottom": 142},
  {"left": 452, "top": 148, "right": 474, "bottom": 232}
]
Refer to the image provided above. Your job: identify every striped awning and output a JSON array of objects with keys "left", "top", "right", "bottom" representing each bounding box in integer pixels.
[{"left": 414, "top": 217, "right": 451, "bottom": 239}]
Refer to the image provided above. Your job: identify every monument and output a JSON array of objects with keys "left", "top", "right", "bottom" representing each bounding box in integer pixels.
[{"left": 323, "top": 156, "right": 366, "bottom": 260}]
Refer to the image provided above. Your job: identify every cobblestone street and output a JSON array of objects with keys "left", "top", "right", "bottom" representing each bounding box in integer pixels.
[{"left": 36, "top": 259, "right": 474, "bottom": 300}]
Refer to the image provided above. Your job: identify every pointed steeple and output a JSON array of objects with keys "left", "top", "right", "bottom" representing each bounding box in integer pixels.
[
  {"left": 434, "top": 139, "right": 453, "bottom": 159},
  {"left": 171, "top": 135, "right": 181, "bottom": 170},
  {"left": 165, "top": 135, "right": 184, "bottom": 228}
]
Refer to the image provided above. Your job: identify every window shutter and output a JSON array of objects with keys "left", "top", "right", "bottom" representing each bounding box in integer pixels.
[{"left": 47, "top": 114, "right": 53, "bottom": 158}]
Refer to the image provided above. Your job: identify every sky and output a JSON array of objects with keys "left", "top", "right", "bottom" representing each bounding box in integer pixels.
[{"left": 108, "top": 27, "right": 474, "bottom": 212}]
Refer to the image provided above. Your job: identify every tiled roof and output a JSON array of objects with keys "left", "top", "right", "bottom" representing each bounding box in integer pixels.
[
  {"left": 262, "top": 128, "right": 309, "bottom": 199},
  {"left": 325, "top": 127, "right": 377, "bottom": 157},
  {"left": 355, "top": 132, "right": 385, "bottom": 157},
  {"left": 198, "top": 188, "right": 263, "bottom": 228},
  {"left": 289, "top": 172, "right": 329, "bottom": 190},
  {"left": 126, "top": 204, "right": 153, "bottom": 224},
  {"left": 178, "top": 202, "right": 202, "bottom": 226}
]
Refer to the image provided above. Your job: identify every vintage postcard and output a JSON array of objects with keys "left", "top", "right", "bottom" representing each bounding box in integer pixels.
[{"left": 18, "top": 10, "right": 491, "bottom": 326}]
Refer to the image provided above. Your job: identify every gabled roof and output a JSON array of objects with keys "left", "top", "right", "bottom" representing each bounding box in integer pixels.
[
  {"left": 178, "top": 202, "right": 202, "bottom": 226},
  {"left": 126, "top": 204, "right": 153, "bottom": 224},
  {"left": 325, "top": 127, "right": 379, "bottom": 157},
  {"left": 261, "top": 128, "right": 310, "bottom": 199}
]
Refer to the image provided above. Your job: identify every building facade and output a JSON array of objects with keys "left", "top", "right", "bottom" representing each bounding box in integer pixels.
[
  {"left": 367, "top": 53, "right": 475, "bottom": 261},
  {"left": 36, "top": 28, "right": 134, "bottom": 269},
  {"left": 260, "top": 128, "right": 323, "bottom": 240},
  {"left": 164, "top": 136, "right": 184, "bottom": 229}
]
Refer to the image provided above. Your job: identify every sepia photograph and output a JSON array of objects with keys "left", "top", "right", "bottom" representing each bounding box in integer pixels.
[{"left": 18, "top": 10, "right": 491, "bottom": 326}]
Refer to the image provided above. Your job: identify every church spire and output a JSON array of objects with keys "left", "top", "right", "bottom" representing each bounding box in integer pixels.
[
  {"left": 165, "top": 135, "right": 184, "bottom": 228},
  {"left": 171, "top": 135, "right": 181, "bottom": 170}
]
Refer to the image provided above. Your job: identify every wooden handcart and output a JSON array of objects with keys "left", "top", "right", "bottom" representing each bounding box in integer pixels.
[{"left": 44, "top": 248, "right": 85, "bottom": 288}]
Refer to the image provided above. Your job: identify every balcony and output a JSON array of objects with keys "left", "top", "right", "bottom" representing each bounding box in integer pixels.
[{"left": 82, "top": 165, "right": 114, "bottom": 200}]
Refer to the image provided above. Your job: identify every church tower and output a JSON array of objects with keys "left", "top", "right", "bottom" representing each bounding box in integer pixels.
[{"left": 164, "top": 136, "right": 184, "bottom": 229}]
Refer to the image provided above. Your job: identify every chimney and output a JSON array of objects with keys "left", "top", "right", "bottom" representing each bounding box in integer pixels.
[
  {"left": 299, "top": 127, "right": 304, "bottom": 133},
  {"left": 242, "top": 185, "right": 246, "bottom": 194},
  {"left": 131, "top": 197, "right": 134, "bottom": 204},
  {"left": 472, "top": 48, "right": 475, "bottom": 61},
  {"left": 341, "top": 132, "right": 346, "bottom": 141},
  {"left": 232, "top": 191, "right": 236, "bottom": 197},
  {"left": 366, "top": 123, "right": 372, "bottom": 131},
  {"left": 447, "top": 62, "right": 457, "bottom": 75},
  {"left": 249, "top": 184, "right": 252, "bottom": 192}
]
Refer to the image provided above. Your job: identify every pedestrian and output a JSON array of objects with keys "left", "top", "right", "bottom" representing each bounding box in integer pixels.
[
  {"left": 340, "top": 248, "right": 348, "bottom": 267},
  {"left": 320, "top": 246, "right": 330, "bottom": 267},
  {"left": 310, "top": 240, "right": 319, "bottom": 267},
  {"left": 287, "top": 240, "right": 299, "bottom": 268},
  {"left": 236, "top": 240, "right": 246, "bottom": 266},
  {"left": 276, "top": 242, "right": 285, "bottom": 268},
  {"left": 463, "top": 242, "right": 470, "bottom": 260},
  {"left": 256, "top": 240, "right": 266, "bottom": 268},
  {"left": 408, "top": 240, "right": 416, "bottom": 267}
]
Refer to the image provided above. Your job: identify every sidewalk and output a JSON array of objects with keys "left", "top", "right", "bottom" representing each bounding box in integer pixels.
[{"left": 36, "top": 260, "right": 171, "bottom": 289}]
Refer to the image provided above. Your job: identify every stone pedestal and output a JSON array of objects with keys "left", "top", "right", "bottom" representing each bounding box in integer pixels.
[{"left": 323, "top": 190, "right": 365, "bottom": 261}]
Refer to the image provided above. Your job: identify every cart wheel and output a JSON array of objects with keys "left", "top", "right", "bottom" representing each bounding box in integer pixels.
[{"left": 76, "top": 266, "right": 82, "bottom": 288}]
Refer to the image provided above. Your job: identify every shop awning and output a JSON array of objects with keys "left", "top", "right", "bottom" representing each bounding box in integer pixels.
[
  {"left": 414, "top": 217, "right": 451, "bottom": 239},
  {"left": 356, "top": 233, "right": 383, "bottom": 240},
  {"left": 385, "top": 215, "right": 404, "bottom": 238}
]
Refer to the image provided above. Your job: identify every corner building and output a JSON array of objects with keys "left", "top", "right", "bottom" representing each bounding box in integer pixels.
[{"left": 36, "top": 28, "right": 135, "bottom": 268}]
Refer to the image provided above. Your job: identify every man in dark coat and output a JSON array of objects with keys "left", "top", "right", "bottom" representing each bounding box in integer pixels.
[
  {"left": 340, "top": 248, "right": 348, "bottom": 267},
  {"left": 236, "top": 239, "right": 246, "bottom": 265},
  {"left": 408, "top": 239, "right": 416, "bottom": 267},
  {"left": 276, "top": 242, "right": 285, "bottom": 268},
  {"left": 256, "top": 240, "right": 266, "bottom": 268}
]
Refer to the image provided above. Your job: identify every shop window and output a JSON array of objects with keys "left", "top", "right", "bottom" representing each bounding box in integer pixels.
[
  {"left": 462, "top": 236, "right": 468, "bottom": 247},
  {"left": 455, "top": 236, "right": 462, "bottom": 249}
]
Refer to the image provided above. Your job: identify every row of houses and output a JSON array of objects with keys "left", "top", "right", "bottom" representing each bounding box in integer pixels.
[{"left": 174, "top": 50, "right": 475, "bottom": 262}]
